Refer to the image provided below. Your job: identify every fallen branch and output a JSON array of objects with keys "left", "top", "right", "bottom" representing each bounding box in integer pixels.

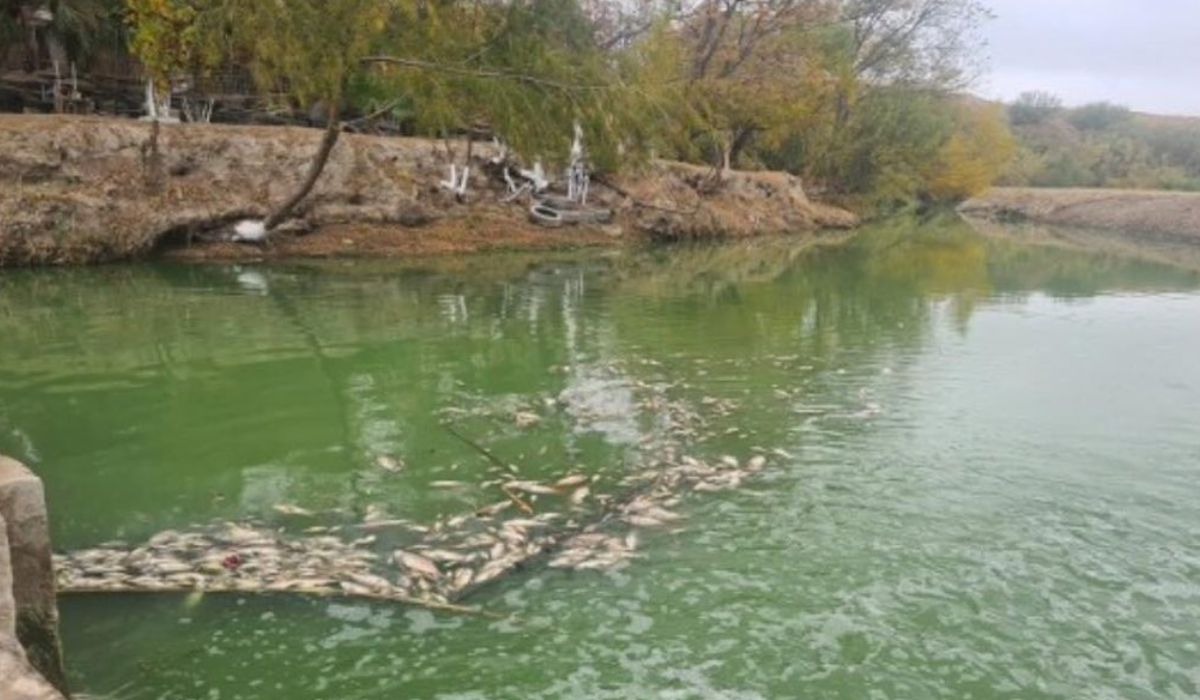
[{"left": 443, "top": 424, "right": 511, "bottom": 471}]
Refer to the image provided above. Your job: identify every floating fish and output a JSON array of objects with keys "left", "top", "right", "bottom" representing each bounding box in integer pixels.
[
  {"left": 514, "top": 411, "right": 541, "bottom": 428},
  {"left": 451, "top": 568, "right": 474, "bottom": 590},
  {"left": 421, "top": 549, "right": 470, "bottom": 564},
  {"left": 273, "top": 504, "right": 314, "bottom": 517},
  {"left": 393, "top": 550, "right": 441, "bottom": 579},
  {"left": 554, "top": 474, "right": 589, "bottom": 489},
  {"left": 376, "top": 455, "right": 405, "bottom": 472},
  {"left": 476, "top": 501, "right": 512, "bottom": 517},
  {"left": 504, "top": 480, "right": 559, "bottom": 496},
  {"left": 182, "top": 589, "right": 205, "bottom": 610}
]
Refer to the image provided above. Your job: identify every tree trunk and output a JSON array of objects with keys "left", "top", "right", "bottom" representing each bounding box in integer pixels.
[
  {"left": 21, "top": 11, "right": 39, "bottom": 72},
  {"left": 142, "top": 118, "right": 163, "bottom": 192},
  {"left": 264, "top": 105, "right": 341, "bottom": 230},
  {"left": 726, "top": 127, "right": 756, "bottom": 171}
]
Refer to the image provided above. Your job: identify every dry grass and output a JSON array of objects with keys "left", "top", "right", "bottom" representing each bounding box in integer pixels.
[
  {"left": 0, "top": 114, "right": 855, "bottom": 266},
  {"left": 961, "top": 187, "right": 1200, "bottom": 242}
]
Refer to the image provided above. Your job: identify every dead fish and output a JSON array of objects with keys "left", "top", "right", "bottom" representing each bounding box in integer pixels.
[
  {"left": 720, "top": 455, "right": 740, "bottom": 469},
  {"left": 430, "top": 480, "right": 469, "bottom": 489},
  {"left": 421, "top": 549, "right": 470, "bottom": 564},
  {"left": 346, "top": 572, "right": 392, "bottom": 592},
  {"left": 476, "top": 500, "right": 513, "bottom": 517},
  {"left": 182, "top": 589, "right": 205, "bottom": 610},
  {"left": 358, "top": 519, "right": 409, "bottom": 532},
  {"left": 393, "top": 550, "right": 441, "bottom": 579},
  {"left": 376, "top": 455, "right": 405, "bottom": 472},
  {"left": 554, "top": 474, "right": 589, "bottom": 489},
  {"left": 222, "top": 524, "right": 270, "bottom": 546},
  {"left": 625, "top": 515, "right": 665, "bottom": 528},
  {"left": 570, "top": 486, "right": 590, "bottom": 506},
  {"left": 639, "top": 506, "right": 682, "bottom": 522},
  {"left": 339, "top": 581, "right": 374, "bottom": 597},
  {"left": 451, "top": 568, "right": 474, "bottom": 589},
  {"left": 271, "top": 578, "right": 337, "bottom": 593},
  {"left": 746, "top": 455, "right": 767, "bottom": 471},
  {"left": 273, "top": 504, "right": 314, "bottom": 517},
  {"left": 514, "top": 411, "right": 541, "bottom": 428},
  {"left": 504, "top": 480, "right": 559, "bottom": 496},
  {"left": 148, "top": 530, "right": 183, "bottom": 547}
]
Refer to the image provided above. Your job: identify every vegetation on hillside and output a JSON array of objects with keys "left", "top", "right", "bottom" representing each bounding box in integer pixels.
[{"left": 1002, "top": 91, "right": 1200, "bottom": 191}]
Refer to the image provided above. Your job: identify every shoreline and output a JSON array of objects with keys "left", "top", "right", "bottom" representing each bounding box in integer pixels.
[
  {"left": 960, "top": 186, "right": 1200, "bottom": 243},
  {"left": 0, "top": 115, "right": 857, "bottom": 267}
]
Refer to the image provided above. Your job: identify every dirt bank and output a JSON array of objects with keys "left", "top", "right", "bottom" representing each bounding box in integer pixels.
[
  {"left": 0, "top": 115, "right": 856, "bottom": 266},
  {"left": 960, "top": 187, "right": 1200, "bottom": 242}
]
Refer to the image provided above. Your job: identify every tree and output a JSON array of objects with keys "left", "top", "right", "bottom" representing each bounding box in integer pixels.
[
  {"left": 843, "top": 0, "right": 990, "bottom": 87},
  {"left": 665, "top": 0, "right": 836, "bottom": 174},
  {"left": 126, "top": 0, "right": 203, "bottom": 91},
  {"left": 925, "top": 103, "right": 1014, "bottom": 201},
  {"left": 361, "top": 0, "right": 666, "bottom": 174},
  {"left": 196, "top": 0, "right": 389, "bottom": 229},
  {"left": 1008, "top": 90, "right": 1061, "bottom": 125},
  {"left": 1067, "top": 102, "right": 1132, "bottom": 132}
]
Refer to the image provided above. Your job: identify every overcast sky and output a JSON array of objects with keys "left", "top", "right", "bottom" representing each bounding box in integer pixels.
[{"left": 981, "top": 0, "right": 1200, "bottom": 116}]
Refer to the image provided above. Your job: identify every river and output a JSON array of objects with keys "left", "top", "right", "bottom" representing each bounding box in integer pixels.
[{"left": 1, "top": 215, "right": 1198, "bottom": 699}]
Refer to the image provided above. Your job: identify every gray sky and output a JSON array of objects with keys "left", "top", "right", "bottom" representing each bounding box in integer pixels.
[{"left": 981, "top": 0, "right": 1200, "bottom": 116}]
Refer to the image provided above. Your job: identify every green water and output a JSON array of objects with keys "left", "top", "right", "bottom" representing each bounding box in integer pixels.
[{"left": 2, "top": 216, "right": 1199, "bottom": 699}]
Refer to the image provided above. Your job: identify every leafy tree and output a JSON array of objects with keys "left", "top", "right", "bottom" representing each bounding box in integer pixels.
[
  {"left": 681, "top": 0, "right": 834, "bottom": 174},
  {"left": 361, "top": 0, "right": 672, "bottom": 173},
  {"left": 925, "top": 103, "right": 1014, "bottom": 201},
  {"left": 192, "top": 0, "right": 390, "bottom": 229},
  {"left": 125, "top": 0, "right": 203, "bottom": 91},
  {"left": 1008, "top": 91, "right": 1061, "bottom": 126},
  {"left": 1067, "top": 102, "right": 1132, "bottom": 132}
]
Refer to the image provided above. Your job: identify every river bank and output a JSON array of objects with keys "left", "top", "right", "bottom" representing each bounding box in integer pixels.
[
  {"left": 961, "top": 186, "right": 1200, "bottom": 242},
  {"left": 0, "top": 115, "right": 856, "bottom": 266}
]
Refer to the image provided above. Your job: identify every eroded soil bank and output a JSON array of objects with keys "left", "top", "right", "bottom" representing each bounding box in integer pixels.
[
  {"left": 0, "top": 115, "right": 856, "bottom": 266},
  {"left": 961, "top": 186, "right": 1200, "bottom": 242}
]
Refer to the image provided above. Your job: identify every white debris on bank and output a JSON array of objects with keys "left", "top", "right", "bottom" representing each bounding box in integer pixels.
[{"left": 231, "top": 220, "right": 268, "bottom": 243}]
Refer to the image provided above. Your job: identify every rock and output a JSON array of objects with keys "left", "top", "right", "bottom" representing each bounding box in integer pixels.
[
  {"left": 0, "top": 636, "right": 63, "bottom": 700},
  {"left": 0, "top": 456, "right": 66, "bottom": 695}
]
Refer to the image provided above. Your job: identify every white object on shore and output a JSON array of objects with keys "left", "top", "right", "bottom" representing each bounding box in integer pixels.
[
  {"left": 140, "top": 80, "right": 179, "bottom": 123},
  {"left": 489, "top": 138, "right": 508, "bottom": 165},
  {"left": 518, "top": 161, "right": 549, "bottom": 193},
  {"left": 567, "top": 122, "right": 590, "bottom": 205},
  {"left": 502, "top": 167, "right": 532, "bottom": 202},
  {"left": 440, "top": 164, "right": 471, "bottom": 197},
  {"left": 232, "top": 220, "right": 268, "bottom": 243}
]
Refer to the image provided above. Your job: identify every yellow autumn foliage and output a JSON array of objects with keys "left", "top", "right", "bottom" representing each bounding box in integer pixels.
[{"left": 926, "top": 104, "right": 1016, "bottom": 201}]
